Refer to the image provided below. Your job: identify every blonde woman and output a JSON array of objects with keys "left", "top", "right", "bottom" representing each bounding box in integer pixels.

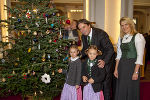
[{"left": 114, "top": 17, "right": 145, "bottom": 100}]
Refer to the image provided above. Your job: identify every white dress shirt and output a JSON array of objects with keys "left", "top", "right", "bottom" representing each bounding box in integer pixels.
[
  {"left": 116, "top": 33, "right": 145, "bottom": 65},
  {"left": 88, "top": 28, "right": 93, "bottom": 40}
]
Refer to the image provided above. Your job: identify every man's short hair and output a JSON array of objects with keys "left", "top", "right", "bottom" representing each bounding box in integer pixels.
[{"left": 77, "top": 19, "right": 92, "bottom": 28}]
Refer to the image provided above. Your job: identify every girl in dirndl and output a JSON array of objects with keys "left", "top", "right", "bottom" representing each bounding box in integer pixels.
[
  {"left": 82, "top": 45, "right": 106, "bottom": 100},
  {"left": 58, "top": 45, "right": 82, "bottom": 100}
]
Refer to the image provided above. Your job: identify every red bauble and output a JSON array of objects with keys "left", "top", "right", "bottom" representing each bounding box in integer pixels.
[
  {"left": 53, "top": 40, "right": 57, "bottom": 42},
  {"left": 66, "top": 19, "right": 70, "bottom": 24}
]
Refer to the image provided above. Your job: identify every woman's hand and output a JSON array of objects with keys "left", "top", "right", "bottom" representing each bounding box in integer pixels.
[
  {"left": 132, "top": 73, "right": 138, "bottom": 80},
  {"left": 82, "top": 76, "right": 88, "bottom": 82},
  {"left": 114, "top": 69, "right": 118, "bottom": 78}
]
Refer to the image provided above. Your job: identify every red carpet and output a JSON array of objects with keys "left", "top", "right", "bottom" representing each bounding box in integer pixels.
[
  {"left": 140, "top": 81, "right": 150, "bottom": 100},
  {"left": 0, "top": 95, "right": 22, "bottom": 100}
]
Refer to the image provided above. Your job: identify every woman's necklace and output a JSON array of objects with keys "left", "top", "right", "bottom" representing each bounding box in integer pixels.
[{"left": 125, "top": 35, "right": 130, "bottom": 40}]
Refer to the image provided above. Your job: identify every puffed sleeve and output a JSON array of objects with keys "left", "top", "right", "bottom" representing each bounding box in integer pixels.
[
  {"left": 135, "top": 33, "right": 146, "bottom": 65},
  {"left": 116, "top": 37, "right": 122, "bottom": 60}
]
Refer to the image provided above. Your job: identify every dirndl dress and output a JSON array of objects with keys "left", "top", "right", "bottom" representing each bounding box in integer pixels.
[
  {"left": 115, "top": 58, "right": 140, "bottom": 100},
  {"left": 60, "top": 83, "right": 82, "bottom": 100},
  {"left": 83, "top": 83, "right": 104, "bottom": 100}
]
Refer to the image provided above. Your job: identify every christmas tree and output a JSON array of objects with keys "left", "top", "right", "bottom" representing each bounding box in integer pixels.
[{"left": 0, "top": 0, "right": 71, "bottom": 99}]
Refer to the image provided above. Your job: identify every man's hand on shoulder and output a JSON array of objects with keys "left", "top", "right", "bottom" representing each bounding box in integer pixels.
[{"left": 97, "top": 59, "right": 105, "bottom": 68}]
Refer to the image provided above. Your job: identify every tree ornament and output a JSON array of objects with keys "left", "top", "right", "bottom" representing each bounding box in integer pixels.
[
  {"left": 17, "top": 58, "right": 19, "bottom": 61},
  {"left": 18, "top": 19, "right": 21, "bottom": 23},
  {"left": 25, "top": 25, "right": 28, "bottom": 29},
  {"left": 28, "top": 70, "right": 30, "bottom": 74},
  {"left": 59, "top": 28, "right": 62, "bottom": 38},
  {"left": 43, "top": 13, "right": 48, "bottom": 24},
  {"left": 24, "top": 75, "right": 27, "bottom": 79},
  {"left": 40, "top": 91, "right": 43, "bottom": 94},
  {"left": 49, "top": 63, "right": 52, "bottom": 68},
  {"left": 28, "top": 48, "right": 31, "bottom": 53},
  {"left": 33, "top": 38, "right": 38, "bottom": 42},
  {"left": 38, "top": 43, "right": 40, "bottom": 50},
  {"left": 2, "top": 78, "right": 6, "bottom": 82},
  {"left": 52, "top": 71, "right": 55, "bottom": 75},
  {"left": 12, "top": 70, "right": 15, "bottom": 74},
  {"left": 28, "top": 30, "right": 31, "bottom": 34},
  {"left": 33, "top": 71, "right": 35, "bottom": 75},
  {"left": 35, "top": 22, "right": 39, "bottom": 27},
  {"left": 42, "top": 58, "right": 45, "bottom": 62},
  {"left": 53, "top": 40, "right": 57, "bottom": 42},
  {"left": 49, "top": 39, "right": 52, "bottom": 43},
  {"left": 8, "top": 76, "right": 13, "bottom": 78},
  {"left": 66, "top": 19, "right": 70, "bottom": 24},
  {"left": 14, "top": 62, "right": 18, "bottom": 66},
  {"left": 52, "top": 12, "right": 55, "bottom": 16},
  {"left": 42, "top": 53, "right": 46, "bottom": 61},
  {"left": 46, "top": 30, "right": 50, "bottom": 34},
  {"left": 26, "top": 10, "right": 31, "bottom": 18},
  {"left": 50, "top": 24, "right": 54, "bottom": 28},
  {"left": 7, "top": 43, "right": 12, "bottom": 49},
  {"left": 63, "top": 57, "right": 68, "bottom": 61},
  {"left": 41, "top": 73, "right": 51, "bottom": 84},
  {"left": 47, "top": 54, "right": 51, "bottom": 60},
  {"left": 34, "top": 92, "right": 37, "bottom": 96},
  {"left": 45, "top": 14, "right": 49, "bottom": 17},
  {"left": 1, "top": 59, "right": 5, "bottom": 63},
  {"left": 0, "top": 53, "right": 3, "bottom": 59},
  {"left": 33, "top": 31, "right": 37, "bottom": 35}
]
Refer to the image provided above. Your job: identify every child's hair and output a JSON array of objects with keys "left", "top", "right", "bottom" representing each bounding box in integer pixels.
[
  {"left": 69, "top": 45, "right": 79, "bottom": 52},
  {"left": 85, "top": 45, "right": 102, "bottom": 55}
]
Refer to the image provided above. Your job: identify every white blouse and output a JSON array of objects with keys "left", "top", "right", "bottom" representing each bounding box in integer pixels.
[{"left": 116, "top": 33, "right": 146, "bottom": 65}]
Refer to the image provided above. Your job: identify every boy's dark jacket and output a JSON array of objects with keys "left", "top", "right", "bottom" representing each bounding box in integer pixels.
[{"left": 82, "top": 58, "right": 106, "bottom": 92}]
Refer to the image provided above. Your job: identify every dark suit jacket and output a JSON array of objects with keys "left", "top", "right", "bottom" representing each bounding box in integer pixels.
[
  {"left": 81, "top": 28, "right": 114, "bottom": 72},
  {"left": 82, "top": 58, "right": 106, "bottom": 92}
]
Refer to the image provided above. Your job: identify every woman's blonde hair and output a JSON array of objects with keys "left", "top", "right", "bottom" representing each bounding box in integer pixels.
[
  {"left": 120, "top": 17, "right": 137, "bottom": 38},
  {"left": 85, "top": 45, "right": 102, "bottom": 55}
]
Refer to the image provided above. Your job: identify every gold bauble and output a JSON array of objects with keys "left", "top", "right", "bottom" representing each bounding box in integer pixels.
[{"left": 2, "top": 78, "right": 6, "bottom": 82}]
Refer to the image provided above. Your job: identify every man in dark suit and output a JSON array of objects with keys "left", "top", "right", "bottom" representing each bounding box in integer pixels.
[{"left": 78, "top": 19, "right": 114, "bottom": 100}]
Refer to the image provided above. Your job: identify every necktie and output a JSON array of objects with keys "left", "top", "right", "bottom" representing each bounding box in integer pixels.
[
  {"left": 87, "top": 59, "right": 97, "bottom": 76},
  {"left": 87, "top": 36, "right": 91, "bottom": 45}
]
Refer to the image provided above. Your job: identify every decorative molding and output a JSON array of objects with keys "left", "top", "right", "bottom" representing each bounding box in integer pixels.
[
  {"left": 134, "top": 2, "right": 150, "bottom": 6},
  {"left": 54, "top": 0, "right": 83, "bottom": 3}
]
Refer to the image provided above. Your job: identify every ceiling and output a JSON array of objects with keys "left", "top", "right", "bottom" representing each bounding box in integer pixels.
[{"left": 11, "top": 0, "right": 150, "bottom": 8}]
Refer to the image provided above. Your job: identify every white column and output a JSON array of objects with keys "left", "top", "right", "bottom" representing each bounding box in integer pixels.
[
  {"left": 89, "top": 0, "right": 95, "bottom": 22},
  {"left": 95, "top": 0, "right": 105, "bottom": 29},
  {"left": 121, "top": 0, "right": 133, "bottom": 18}
]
